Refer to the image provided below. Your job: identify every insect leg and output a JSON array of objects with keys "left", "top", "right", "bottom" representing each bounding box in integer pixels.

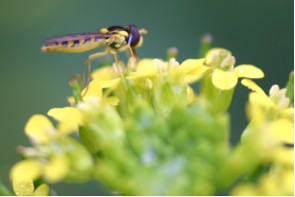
[
  {"left": 81, "top": 50, "right": 109, "bottom": 97},
  {"left": 110, "top": 50, "right": 120, "bottom": 72},
  {"left": 110, "top": 50, "right": 126, "bottom": 80},
  {"left": 127, "top": 45, "right": 137, "bottom": 58},
  {"left": 125, "top": 46, "right": 139, "bottom": 71}
]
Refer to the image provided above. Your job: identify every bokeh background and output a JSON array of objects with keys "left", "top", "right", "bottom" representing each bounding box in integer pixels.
[{"left": 0, "top": 0, "right": 293, "bottom": 195}]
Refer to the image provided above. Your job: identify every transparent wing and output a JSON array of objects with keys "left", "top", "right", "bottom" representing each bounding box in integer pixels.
[{"left": 44, "top": 32, "right": 110, "bottom": 43}]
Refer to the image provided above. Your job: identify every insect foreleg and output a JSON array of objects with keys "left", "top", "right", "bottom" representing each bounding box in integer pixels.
[
  {"left": 81, "top": 50, "right": 109, "bottom": 97},
  {"left": 110, "top": 50, "right": 121, "bottom": 72},
  {"left": 110, "top": 50, "right": 125, "bottom": 81},
  {"left": 127, "top": 45, "right": 136, "bottom": 58}
]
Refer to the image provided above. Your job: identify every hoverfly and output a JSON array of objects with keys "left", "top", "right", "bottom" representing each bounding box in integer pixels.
[{"left": 41, "top": 25, "right": 147, "bottom": 94}]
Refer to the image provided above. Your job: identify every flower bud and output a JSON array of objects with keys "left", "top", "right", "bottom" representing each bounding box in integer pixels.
[{"left": 167, "top": 47, "right": 178, "bottom": 59}]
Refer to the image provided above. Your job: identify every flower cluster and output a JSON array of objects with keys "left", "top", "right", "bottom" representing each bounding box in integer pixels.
[
  {"left": 231, "top": 79, "right": 294, "bottom": 195},
  {"left": 6, "top": 47, "right": 293, "bottom": 195}
]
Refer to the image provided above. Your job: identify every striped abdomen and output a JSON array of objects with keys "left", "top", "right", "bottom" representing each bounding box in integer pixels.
[{"left": 41, "top": 37, "right": 105, "bottom": 53}]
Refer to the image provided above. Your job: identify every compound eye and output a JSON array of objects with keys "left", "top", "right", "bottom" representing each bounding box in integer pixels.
[{"left": 128, "top": 26, "right": 140, "bottom": 47}]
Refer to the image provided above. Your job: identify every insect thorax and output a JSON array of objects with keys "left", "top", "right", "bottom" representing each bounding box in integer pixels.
[{"left": 105, "top": 32, "right": 129, "bottom": 50}]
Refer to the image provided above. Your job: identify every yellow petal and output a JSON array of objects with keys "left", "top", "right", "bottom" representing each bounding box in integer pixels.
[
  {"left": 246, "top": 97, "right": 266, "bottom": 124},
  {"left": 127, "top": 70, "right": 157, "bottom": 79},
  {"left": 184, "top": 69, "right": 208, "bottom": 83},
  {"left": 91, "top": 66, "right": 117, "bottom": 80},
  {"left": 81, "top": 80, "right": 103, "bottom": 101},
  {"left": 81, "top": 78, "right": 121, "bottom": 102},
  {"left": 12, "top": 179, "right": 34, "bottom": 196},
  {"left": 24, "top": 114, "right": 54, "bottom": 143},
  {"left": 48, "top": 107, "right": 80, "bottom": 122},
  {"left": 129, "top": 59, "right": 159, "bottom": 79},
  {"left": 178, "top": 58, "right": 206, "bottom": 74},
  {"left": 249, "top": 92, "right": 276, "bottom": 109},
  {"left": 234, "top": 64, "right": 264, "bottom": 78},
  {"left": 43, "top": 154, "right": 69, "bottom": 183},
  {"left": 281, "top": 169, "right": 294, "bottom": 195},
  {"left": 281, "top": 108, "right": 294, "bottom": 116},
  {"left": 280, "top": 107, "right": 294, "bottom": 121},
  {"left": 130, "top": 58, "right": 165, "bottom": 79},
  {"left": 269, "top": 119, "right": 294, "bottom": 144},
  {"left": 258, "top": 174, "right": 279, "bottom": 195},
  {"left": 170, "top": 58, "right": 208, "bottom": 83},
  {"left": 98, "top": 78, "right": 121, "bottom": 89},
  {"left": 230, "top": 183, "right": 257, "bottom": 196},
  {"left": 270, "top": 147, "right": 294, "bottom": 165},
  {"left": 48, "top": 107, "right": 82, "bottom": 135},
  {"left": 241, "top": 79, "right": 266, "bottom": 96},
  {"left": 34, "top": 183, "right": 50, "bottom": 196},
  {"left": 212, "top": 69, "right": 238, "bottom": 90},
  {"left": 186, "top": 86, "right": 195, "bottom": 104},
  {"left": 10, "top": 160, "right": 42, "bottom": 181},
  {"left": 106, "top": 96, "right": 120, "bottom": 106},
  {"left": 136, "top": 59, "right": 157, "bottom": 71}
]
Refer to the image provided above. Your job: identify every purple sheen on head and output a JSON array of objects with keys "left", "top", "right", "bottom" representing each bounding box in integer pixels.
[{"left": 128, "top": 25, "right": 140, "bottom": 47}]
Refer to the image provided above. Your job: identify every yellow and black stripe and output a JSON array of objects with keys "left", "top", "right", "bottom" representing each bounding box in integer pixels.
[{"left": 41, "top": 37, "right": 105, "bottom": 53}]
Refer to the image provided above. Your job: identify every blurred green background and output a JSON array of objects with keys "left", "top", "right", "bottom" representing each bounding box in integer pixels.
[{"left": 0, "top": 0, "right": 293, "bottom": 195}]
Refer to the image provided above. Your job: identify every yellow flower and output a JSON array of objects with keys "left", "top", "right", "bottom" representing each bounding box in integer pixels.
[
  {"left": 91, "top": 65, "right": 119, "bottom": 81},
  {"left": 25, "top": 108, "right": 82, "bottom": 143},
  {"left": 42, "top": 154, "right": 70, "bottom": 182},
  {"left": 86, "top": 58, "right": 207, "bottom": 93},
  {"left": 127, "top": 58, "right": 208, "bottom": 85},
  {"left": 232, "top": 164, "right": 294, "bottom": 196},
  {"left": 13, "top": 112, "right": 92, "bottom": 188},
  {"left": 10, "top": 160, "right": 53, "bottom": 196},
  {"left": 81, "top": 66, "right": 121, "bottom": 103},
  {"left": 84, "top": 58, "right": 206, "bottom": 106},
  {"left": 204, "top": 48, "right": 264, "bottom": 90},
  {"left": 12, "top": 180, "right": 49, "bottom": 196},
  {"left": 127, "top": 59, "right": 160, "bottom": 82},
  {"left": 242, "top": 79, "right": 294, "bottom": 164},
  {"left": 174, "top": 58, "right": 209, "bottom": 83},
  {"left": 47, "top": 107, "right": 82, "bottom": 135},
  {"left": 24, "top": 114, "right": 56, "bottom": 144},
  {"left": 230, "top": 183, "right": 257, "bottom": 196},
  {"left": 10, "top": 154, "right": 70, "bottom": 184},
  {"left": 10, "top": 160, "right": 42, "bottom": 183},
  {"left": 33, "top": 183, "right": 50, "bottom": 196},
  {"left": 271, "top": 146, "right": 294, "bottom": 166},
  {"left": 242, "top": 79, "right": 293, "bottom": 120}
]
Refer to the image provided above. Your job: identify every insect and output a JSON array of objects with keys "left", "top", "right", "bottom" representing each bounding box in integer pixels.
[{"left": 41, "top": 25, "right": 147, "bottom": 93}]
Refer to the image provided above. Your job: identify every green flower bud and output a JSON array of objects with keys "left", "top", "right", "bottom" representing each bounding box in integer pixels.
[{"left": 166, "top": 47, "right": 178, "bottom": 59}]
